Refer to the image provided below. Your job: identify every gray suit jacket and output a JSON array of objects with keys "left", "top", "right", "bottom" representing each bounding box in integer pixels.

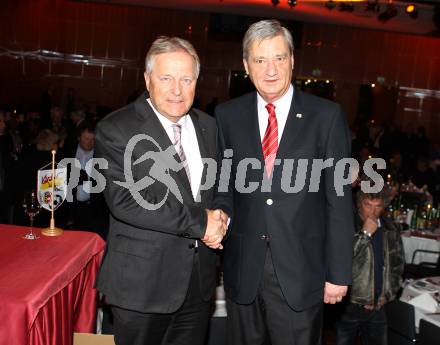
[{"left": 95, "top": 92, "right": 218, "bottom": 313}]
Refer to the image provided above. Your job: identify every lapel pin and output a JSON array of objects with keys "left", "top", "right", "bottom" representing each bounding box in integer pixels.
[{"left": 296, "top": 113, "right": 303, "bottom": 118}]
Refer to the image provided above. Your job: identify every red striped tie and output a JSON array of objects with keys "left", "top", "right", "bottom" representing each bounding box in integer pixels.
[{"left": 262, "top": 103, "right": 279, "bottom": 177}]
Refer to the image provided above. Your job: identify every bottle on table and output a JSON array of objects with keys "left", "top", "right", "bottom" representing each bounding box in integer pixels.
[
  {"left": 434, "top": 204, "right": 440, "bottom": 229},
  {"left": 426, "top": 204, "right": 434, "bottom": 230},
  {"left": 410, "top": 205, "right": 418, "bottom": 230}
]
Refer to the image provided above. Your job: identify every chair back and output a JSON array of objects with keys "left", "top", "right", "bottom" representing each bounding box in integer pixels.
[
  {"left": 385, "top": 300, "right": 416, "bottom": 345},
  {"left": 411, "top": 250, "right": 440, "bottom": 266},
  {"left": 418, "top": 319, "right": 440, "bottom": 345},
  {"left": 404, "top": 250, "right": 440, "bottom": 279}
]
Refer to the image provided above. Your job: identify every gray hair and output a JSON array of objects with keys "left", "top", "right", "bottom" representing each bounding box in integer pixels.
[
  {"left": 356, "top": 188, "right": 387, "bottom": 208},
  {"left": 243, "top": 20, "right": 294, "bottom": 60},
  {"left": 145, "top": 36, "right": 200, "bottom": 78}
]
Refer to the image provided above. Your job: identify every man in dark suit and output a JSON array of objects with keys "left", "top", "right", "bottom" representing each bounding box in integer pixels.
[
  {"left": 95, "top": 36, "right": 227, "bottom": 345},
  {"left": 214, "top": 20, "right": 354, "bottom": 345}
]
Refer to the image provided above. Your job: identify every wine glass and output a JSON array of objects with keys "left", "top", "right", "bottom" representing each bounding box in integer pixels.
[{"left": 22, "top": 190, "right": 41, "bottom": 240}]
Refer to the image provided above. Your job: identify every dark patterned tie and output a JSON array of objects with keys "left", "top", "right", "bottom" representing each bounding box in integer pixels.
[
  {"left": 262, "top": 103, "right": 279, "bottom": 177},
  {"left": 171, "top": 123, "right": 191, "bottom": 183}
]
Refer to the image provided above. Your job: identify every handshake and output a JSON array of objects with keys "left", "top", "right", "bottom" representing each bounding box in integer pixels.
[{"left": 202, "top": 209, "right": 229, "bottom": 249}]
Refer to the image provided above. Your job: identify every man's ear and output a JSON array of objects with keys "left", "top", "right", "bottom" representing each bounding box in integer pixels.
[
  {"left": 144, "top": 71, "right": 150, "bottom": 91},
  {"left": 243, "top": 59, "right": 249, "bottom": 75}
]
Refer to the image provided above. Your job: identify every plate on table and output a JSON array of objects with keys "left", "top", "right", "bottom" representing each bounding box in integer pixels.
[
  {"left": 413, "top": 280, "right": 438, "bottom": 292},
  {"left": 426, "top": 277, "right": 440, "bottom": 287}
]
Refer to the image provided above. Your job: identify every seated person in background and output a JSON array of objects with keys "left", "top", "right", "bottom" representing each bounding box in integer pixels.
[
  {"left": 63, "top": 109, "right": 87, "bottom": 153},
  {"left": 409, "top": 157, "right": 437, "bottom": 197},
  {"left": 9, "top": 129, "right": 68, "bottom": 227},
  {"left": 0, "top": 111, "right": 13, "bottom": 222},
  {"left": 336, "top": 188, "right": 404, "bottom": 345},
  {"left": 45, "top": 106, "right": 67, "bottom": 145},
  {"left": 387, "top": 151, "right": 407, "bottom": 184},
  {"left": 63, "top": 122, "right": 109, "bottom": 239}
]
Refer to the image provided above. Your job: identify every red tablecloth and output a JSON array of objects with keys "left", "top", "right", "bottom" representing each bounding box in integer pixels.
[{"left": 0, "top": 224, "right": 105, "bottom": 345}]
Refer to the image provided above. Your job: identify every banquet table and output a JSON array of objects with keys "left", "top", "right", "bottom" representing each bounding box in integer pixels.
[
  {"left": 0, "top": 224, "right": 105, "bottom": 345},
  {"left": 400, "top": 276, "right": 440, "bottom": 330},
  {"left": 401, "top": 231, "right": 440, "bottom": 264}
]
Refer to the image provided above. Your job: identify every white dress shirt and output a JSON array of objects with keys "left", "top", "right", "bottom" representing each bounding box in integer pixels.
[
  {"left": 257, "top": 84, "right": 294, "bottom": 142},
  {"left": 147, "top": 99, "right": 203, "bottom": 202}
]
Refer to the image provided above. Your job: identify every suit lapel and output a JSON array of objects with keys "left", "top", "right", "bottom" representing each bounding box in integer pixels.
[
  {"left": 247, "top": 92, "right": 265, "bottom": 163},
  {"left": 135, "top": 96, "right": 171, "bottom": 154},
  {"left": 190, "top": 110, "right": 209, "bottom": 163},
  {"left": 272, "top": 90, "right": 310, "bottom": 205},
  {"left": 134, "top": 95, "right": 194, "bottom": 202},
  {"left": 274, "top": 90, "right": 306, "bottom": 167},
  {"left": 190, "top": 110, "right": 210, "bottom": 203}
]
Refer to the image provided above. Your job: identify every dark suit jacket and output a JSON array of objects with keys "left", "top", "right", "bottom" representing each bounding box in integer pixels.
[
  {"left": 95, "top": 93, "right": 218, "bottom": 313},
  {"left": 214, "top": 89, "right": 354, "bottom": 311}
]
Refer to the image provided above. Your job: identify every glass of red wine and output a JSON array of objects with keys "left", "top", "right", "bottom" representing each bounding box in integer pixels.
[{"left": 22, "top": 190, "right": 41, "bottom": 240}]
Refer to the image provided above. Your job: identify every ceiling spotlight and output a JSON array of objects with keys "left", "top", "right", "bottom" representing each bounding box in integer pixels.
[
  {"left": 325, "top": 0, "right": 336, "bottom": 10},
  {"left": 378, "top": 3, "right": 398, "bottom": 23},
  {"left": 406, "top": 4, "right": 418, "bottom": 19},
  {"left": 406, "top": 4, "right": 415, "bottom": 13},
  {"left": 271, "top": 0, "right": 280, "bottom": 6},
  {"left": 288, "top": 0, "right": 297, "bottom": 7},
  {"left": 339, "top": 2, "right": 354, "bottom": 12},
  {"left": 365, "top": 0, "right": 380, "bottom": 12}
]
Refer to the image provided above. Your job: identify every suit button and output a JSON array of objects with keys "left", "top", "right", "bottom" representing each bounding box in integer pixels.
[
  {"left": 266, "top": 198, "right": 273, "bottom": 206},
  {"left": 182, "top": 232, "right": 190, "bottom": 238},
  {"left": 188, "top": 243, "right": 195, "bottom": 249}
]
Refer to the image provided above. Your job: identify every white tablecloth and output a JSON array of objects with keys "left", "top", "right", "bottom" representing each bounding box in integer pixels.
[
  {"left": 401, "top": 232, "right": 440, "bottom": 264},
  {"left": 400, "top": 277, "right": 440, "bottom": 330}
]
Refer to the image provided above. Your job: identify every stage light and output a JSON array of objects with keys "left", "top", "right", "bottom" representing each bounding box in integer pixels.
[
  {"left": 287, "top": 0, "right": 297, "bottom": 7},
  {"left": 378, "top": 3, "right": 398, "bottom": 23},
  {"left": 405, "top": 4, "right": 418, "bottom": 19},
  {"left": 325, "top": 0, "right": 336, "bottom": 10},
  {"left": 271, "top": 0, "right": 280, "bottom": 6},
  {"left": 339, "top": 2, "right": 354, "bottom": 12}
]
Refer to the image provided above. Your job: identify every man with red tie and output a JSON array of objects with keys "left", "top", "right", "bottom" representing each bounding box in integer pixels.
[{"left": 214, "top": 19, "right": 354, "bottom": 345}]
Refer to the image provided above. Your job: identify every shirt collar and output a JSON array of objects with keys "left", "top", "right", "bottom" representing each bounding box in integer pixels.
[
  {"left": 147, "top": 98, "right": 189, "bottom": 130},
  {"left": 77, "top": 144, "right": 93, "bottom": 156},
  {"left": 257, "top": 84, "right": 293, "bottom": 114}
]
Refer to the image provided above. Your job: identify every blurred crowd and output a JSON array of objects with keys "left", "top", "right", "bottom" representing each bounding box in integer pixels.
[
  {"left": 351, "top": 120, "right": 440, "bottom": 207},
  {"left": 1, "top": 89, "right": 439, "bottom": 239},
  {"left": 0, "top": 89, "right": 110, "bottom": 238}
]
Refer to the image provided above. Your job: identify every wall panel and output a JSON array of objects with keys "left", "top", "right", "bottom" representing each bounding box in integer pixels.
[{"left": 0, "top": 0, "right": 439, "bottom": 143}]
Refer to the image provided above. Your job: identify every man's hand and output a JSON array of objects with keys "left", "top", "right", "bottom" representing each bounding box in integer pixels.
[
  {"left": 323, "top": 282, "right": 348, "bottom": 304},
  {"left": 202, "top": 209, "right": 228, "bottom": 249},
  {"left": 363, "top": 217, "right": 378, "bottom": 235}
]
